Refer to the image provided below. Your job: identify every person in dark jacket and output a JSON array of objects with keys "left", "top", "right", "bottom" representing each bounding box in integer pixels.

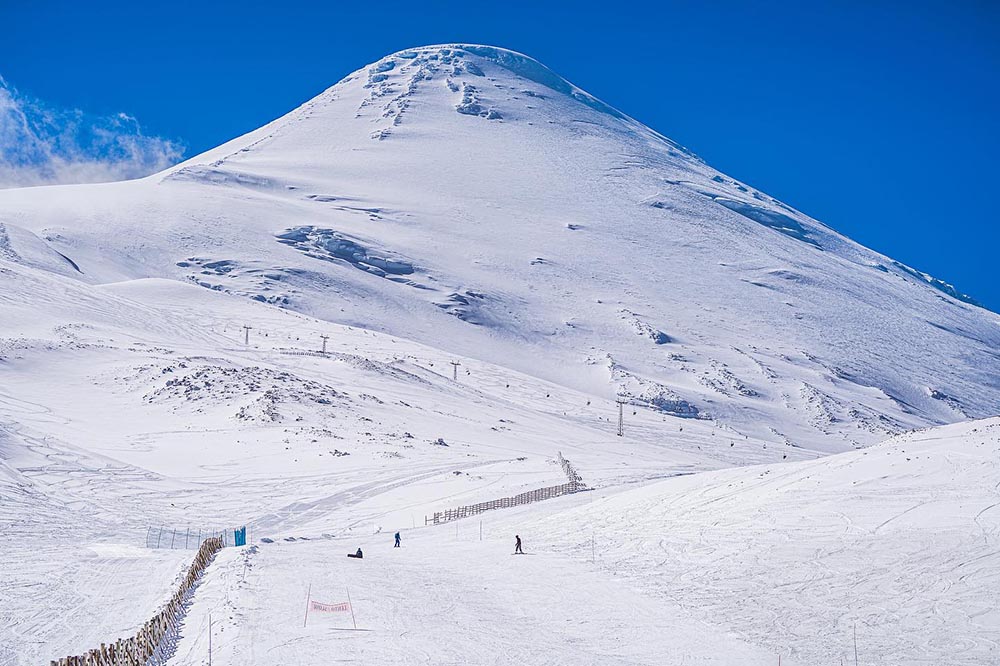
[
  {"left": 348, "top": 547, "right": 363, "bottom": 559},
  {"left": 514, "top": 535, "right": 523, "bottom": 554},
  {"left": 394, "top": 532, "right": 401, "bottom": 548}
]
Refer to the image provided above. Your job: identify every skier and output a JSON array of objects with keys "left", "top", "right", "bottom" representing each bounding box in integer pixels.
[
  {"left": 348, "top": 547, "right": 363, "bottom": 559},
  {"left": 514, "top": 534, "right": 523, "bottom": 554},
  {"left": 394, "top": 531, "right": 401, "bottom": 548}
]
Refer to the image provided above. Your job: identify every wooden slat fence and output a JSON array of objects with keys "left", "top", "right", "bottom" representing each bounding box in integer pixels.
[
  {"left": 50, "top": 536, "right": 223, "bottom": 666},
  {"left": 557, "top": 451, "right": 583, "bottom": 485},
  {"left": 426, "top": 452, "right": 587, "bottom": 525}
]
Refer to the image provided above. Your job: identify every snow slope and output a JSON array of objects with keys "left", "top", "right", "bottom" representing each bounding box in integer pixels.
[
  {"left": 526, "top": 417, "right": 1000, "bottom": 664},
  {"left": 162, "top": 417, "right": 1000, "bottom": 666},
  {"left": 0, "top": 44, "right": 996, "bottom": 452},
  {"left": 2, "top": 213, "right": 997, "bottom": 665},
  {"left": 0, "top": 262, "right": 804, "bottom": 664}
]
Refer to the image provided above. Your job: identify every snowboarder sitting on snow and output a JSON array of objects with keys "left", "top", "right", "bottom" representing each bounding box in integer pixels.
[
  {"left": 348, "top": 547, "right": 363, "bottom": 559},
  {"left": 514, "top": 535, "right": 523, "bottom": 554},
  {"left": 394, "top": 532, "right": 401, "bottom": 548}
]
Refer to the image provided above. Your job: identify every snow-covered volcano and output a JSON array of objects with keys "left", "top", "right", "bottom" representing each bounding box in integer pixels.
[
  {"left": 3, "top": 45, "right": 1000, "bottom": 666},
  {"left": 1, "top": 44, "right": 998, "bottom": 447}
]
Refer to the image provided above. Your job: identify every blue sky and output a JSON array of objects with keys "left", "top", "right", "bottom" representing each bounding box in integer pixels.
[{"left": 2, "top": 0, "right": 998, "bottom": 310}]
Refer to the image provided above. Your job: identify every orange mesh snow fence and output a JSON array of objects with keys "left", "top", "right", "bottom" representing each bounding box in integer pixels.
[{"left": 310, "top": 600, "right": 351, "bottom": 612}]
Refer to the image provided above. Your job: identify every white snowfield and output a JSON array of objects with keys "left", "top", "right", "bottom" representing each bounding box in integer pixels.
[
  {"left": 174, "top": 419, "right": 1000, "bottom": 666},
  {"left": 0, "top": 44, "right": 998, "bottom": 665}
]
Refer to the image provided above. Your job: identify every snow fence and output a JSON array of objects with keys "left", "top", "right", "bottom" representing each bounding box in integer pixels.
[
  {"left": 426, "top": 452, "right": 586, "bottom": 524},
  {"left": 50, "top": 536, "right": 223, "bottom": 666},
  {"left": 145, "top": 525, "right": 246, "bottom": 549}
]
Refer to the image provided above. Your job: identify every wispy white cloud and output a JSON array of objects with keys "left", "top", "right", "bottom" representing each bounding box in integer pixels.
[{"left": 0, "top": 76, "right": 184, "bottom": 189}]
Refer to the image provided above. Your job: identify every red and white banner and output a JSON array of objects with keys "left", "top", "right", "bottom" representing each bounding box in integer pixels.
[{"left": 310, "top": 600, "right": 351, "bottom": 613}]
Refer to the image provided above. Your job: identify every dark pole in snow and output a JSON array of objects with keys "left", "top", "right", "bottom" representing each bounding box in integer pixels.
[
  {"left": 347, "top": 586, "right": 358, "bottom": 630},
  {"left": 320, "top": 334, "right": 329, "bottom": 354},
  {"left": 854, "top": 622, "right": 859, "bottom": 666}
]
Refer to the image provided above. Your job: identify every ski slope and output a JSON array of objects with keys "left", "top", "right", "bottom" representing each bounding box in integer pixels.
[
  {"left": 2, "top": 259, "right": 997, "bottom": 665},
  {"left": 0, "top": 266, "right": 806, "bottom": 664},
  {"left": 169, "top": 529, "right": 773, "bottom": 666},
  {"left": 1, "top": 43, "right": 998, "bottom": 665},
  {"left": 162, "top": 418, "right": 1000, "bottom": 666}
]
